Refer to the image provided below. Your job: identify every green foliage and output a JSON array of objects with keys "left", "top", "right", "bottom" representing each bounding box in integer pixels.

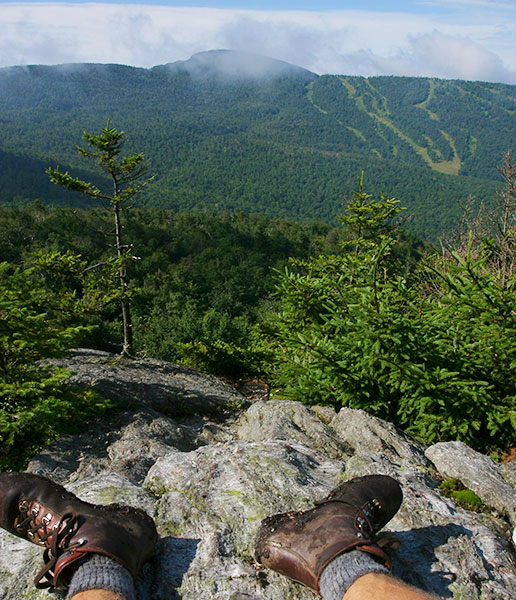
[
  {"left": 0, "top": 259, "right": 111, "bottom": 470},
  {"left": 51, "top": 121, "right": 150, "bottom": 206},
  {"left": 438, "top": 479, "right": 484, "bottom": 512},
  {"left": 176, "top": 339, "right": 262, "bottom": 378},
  {"left": 339, "top": 172, "right": 404, "bottom": 246},
  {"left": 0, "top": 206, "right": 340, "bottom": 375},
  {"left": 129, "top": 211, "right": 338, "bottom": 375},
  {"left": 47, "top": 167, "right": 100, "bottom": 196},
  {"left": 270, "top": 178, "right": 516, "bottom": 453}
]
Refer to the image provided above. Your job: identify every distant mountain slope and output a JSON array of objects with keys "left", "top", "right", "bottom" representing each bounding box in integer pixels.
[
  {"left": 310, "top": 75, "right": 515, "bottom": 180},
  {"left": 160, "top": 49, "right": 315, "bottom": 80},
  {"left": 0, "top": 50, "right": 514, "bottom": 239}
]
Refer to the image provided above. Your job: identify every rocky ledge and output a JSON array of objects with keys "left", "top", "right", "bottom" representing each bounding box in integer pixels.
[{"left": 1, "top": 349, "right": 515, "bottom": 599}]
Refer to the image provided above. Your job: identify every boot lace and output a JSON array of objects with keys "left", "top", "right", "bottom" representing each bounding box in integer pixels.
[{"left": 16, "top": 501, "right": 84, "bottom": 589}]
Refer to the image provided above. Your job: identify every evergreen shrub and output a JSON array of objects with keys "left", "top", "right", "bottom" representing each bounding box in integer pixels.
[
  {"left": 270, "top": 177, "right": 516, "bottom": 453},
  {"left": 0, "top": 258, "right": 112, "bottom": 470}
]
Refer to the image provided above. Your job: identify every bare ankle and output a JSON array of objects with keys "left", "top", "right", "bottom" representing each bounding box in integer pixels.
[
  {"left": 342, "top": 573, "right": 439, "bottom": 600},
  {"left": 71, "top": 591, "right": 127, "bottom": 600}
]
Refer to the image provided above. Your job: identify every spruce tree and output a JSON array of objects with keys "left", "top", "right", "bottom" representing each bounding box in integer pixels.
[{"left": 47, "top": 122, "right": 152, "bottom": 356}]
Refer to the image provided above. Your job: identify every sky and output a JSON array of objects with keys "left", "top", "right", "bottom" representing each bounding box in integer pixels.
[{"left": 1, "top": 0, "right": 516, "bottom": 83}]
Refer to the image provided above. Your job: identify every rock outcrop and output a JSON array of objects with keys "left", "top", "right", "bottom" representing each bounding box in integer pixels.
[{"left": 1, "top": 349, "right": 515, "bottom": 599}]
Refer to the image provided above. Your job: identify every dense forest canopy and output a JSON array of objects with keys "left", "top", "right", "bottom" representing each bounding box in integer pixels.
[{"left": 0, "top": 50, "right": 514, "bottom": 240}]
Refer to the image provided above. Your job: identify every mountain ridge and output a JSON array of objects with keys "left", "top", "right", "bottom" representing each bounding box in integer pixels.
[{"left": 0, "top": 50, "right": 514, "bottom": 239}]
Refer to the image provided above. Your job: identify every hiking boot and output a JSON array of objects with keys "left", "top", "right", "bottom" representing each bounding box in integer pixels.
[
  {"left": 0, "top": 472, "right": 158, "bottom": 592},
  {"left": 255, "top": 474, "right": 402, "bottom": 594}
]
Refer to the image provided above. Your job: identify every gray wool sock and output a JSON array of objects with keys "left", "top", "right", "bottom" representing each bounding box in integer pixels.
[
  {"left": 318, "top": 549, "right": 389, "bottom": 600},
  {"left": 66, "top": 554, "right": 136, "bottom": 600}
]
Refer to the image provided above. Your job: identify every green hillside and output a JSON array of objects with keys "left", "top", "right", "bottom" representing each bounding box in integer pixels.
[{"left": 0, "top": 50, "right": 514, "bottom": 239}]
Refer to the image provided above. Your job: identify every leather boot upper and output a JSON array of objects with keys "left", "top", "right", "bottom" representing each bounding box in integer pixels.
[
  {"left": 255, "top": 474, "right": 402, "bottom": 593},
  {"left": 0, "top": 472, "right": 158, "bottom": 591}
]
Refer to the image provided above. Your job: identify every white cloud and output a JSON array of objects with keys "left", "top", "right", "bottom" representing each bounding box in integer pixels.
[
  {"left": 332, "top": 31, "right": 516, "bottom": 83},
  {"left": 0, "top": 3, "right": 515, "bottom": 84},
  {"left": 424, "top": 0, "right": 516, "bottom": 9},
  {"left": 406, "top": 31, "right": 512, "bottom": 82}
]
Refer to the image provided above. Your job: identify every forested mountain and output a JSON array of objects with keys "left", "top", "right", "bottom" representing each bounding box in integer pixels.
[{"left": 1, "top": 49, "right": 515, "bottom": 239}]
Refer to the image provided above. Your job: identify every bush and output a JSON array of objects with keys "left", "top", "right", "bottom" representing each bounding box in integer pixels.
[
  {"left": 0, "top": 259, "right": 112, "bottom": 470},
  {"left": 270, "top": 177, "right": 516, "bottom": 453}
]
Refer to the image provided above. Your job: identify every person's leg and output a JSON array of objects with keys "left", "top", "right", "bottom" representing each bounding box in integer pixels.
[
  {"left": 342, "top": 573, "right": 439, "bottom": 600},
  {"left": 64, "top": 554, "right": 137, "bottom": 600}
]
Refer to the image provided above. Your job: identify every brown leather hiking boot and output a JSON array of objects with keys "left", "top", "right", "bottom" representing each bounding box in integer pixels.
[
  {"left": 255, "top": 474, "right": 402, "bottom": 594},
  {"left": 0, "top": 472, "right": 158, "bottom": 592}
]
